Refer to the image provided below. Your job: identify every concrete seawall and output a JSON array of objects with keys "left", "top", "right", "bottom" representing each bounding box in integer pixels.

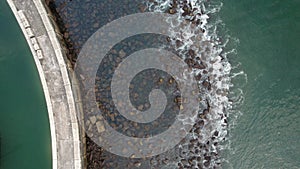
[{"left": 7, "top": 0, "right": 83, "bottom": 168}]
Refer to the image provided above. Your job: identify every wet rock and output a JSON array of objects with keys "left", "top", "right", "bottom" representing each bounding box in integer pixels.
[
  {"left": 188, "top": 49, "right": 196, "bottom": 57},
  {"left": 194, "top": 62, "right": 206, "bottom": 69},
  {"left": 96, "top": 121, "right": 105, "bottom": 133},
  {"left": 162, "top": 158, "right": 169, "bottom": 164},
  {"left": 204, "top": 155, "right": 211, "bottom": 161},
  {"left": 180, "top": 159, "right": 188, "bottom": 166},
  {"left": 137, "top": 105, "right": 144, "bottom": 111},
  {"left": 195, "top": 73, "right": 202, "bottom": 81},
  {"left": 134, "top": 161, "right": 141, "bottom": 167},
  {"left": 202, "top": 80, "right": 211, "bottom": 90},
  {"left": 204, "top": 160, "right": 210, "bottom": 167},
  {"left": 176, "top": 39, "right": 183, "bottom": 48},
  {"left": 89, "top": 116, "right": 97, "bottom": 125},
  {"left": 119, "top": 49, "right": 126, "bottom": 58},
  {"left": 138, "top": 4, "right": 147, "bottom": 12},
  {"left": 224, "top": 118, "right": 228, "bottom": 124},
  {"left": 93, "top": 22, "right": 99, "bottom": 28},
  {"left": 168, "top": 8, "right": 176, "bottom": 14}
]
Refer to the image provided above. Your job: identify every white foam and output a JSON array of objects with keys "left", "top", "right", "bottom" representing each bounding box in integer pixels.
[{"left": 146, "top": 0, "right": 243, "bottom": 168}]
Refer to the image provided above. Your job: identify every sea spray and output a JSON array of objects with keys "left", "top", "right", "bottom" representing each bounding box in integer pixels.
[{"left": 146, "top": 0, "right": 239, "bottom": 168}]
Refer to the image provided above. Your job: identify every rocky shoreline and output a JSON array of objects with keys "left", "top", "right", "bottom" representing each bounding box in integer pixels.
[
  {"left": 45, "top": 1, "right": 149, "bottom": 168},
  {"left": 46, "top": 0, "right": 229, "bottom": 168}
]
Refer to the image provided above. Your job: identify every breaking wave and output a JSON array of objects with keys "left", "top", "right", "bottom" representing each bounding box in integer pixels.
[{"left": 146, "top": 0, "right": 245, "bottom": 168}]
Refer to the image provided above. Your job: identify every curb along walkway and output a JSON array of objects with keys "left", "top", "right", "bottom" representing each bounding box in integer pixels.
[{"left": 7, "top": 0, "right": 83, "bottom": 169}]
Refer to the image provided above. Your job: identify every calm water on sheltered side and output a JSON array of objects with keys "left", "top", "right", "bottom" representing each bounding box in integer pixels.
[{"left": 0, "top": 1, "right": 52, "bottom": 169}]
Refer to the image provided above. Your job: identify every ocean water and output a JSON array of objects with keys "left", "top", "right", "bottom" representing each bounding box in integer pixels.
[
  {"left": 0, "top": 1, "right": 52, "bottom": 169},
  {"left": 220, "top": 0, "right": 300, "bottom": 168}
]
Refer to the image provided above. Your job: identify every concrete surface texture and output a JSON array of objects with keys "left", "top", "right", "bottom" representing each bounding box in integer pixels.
[{"left": 7, "top": 0, "right": 83, "bottom": 169}]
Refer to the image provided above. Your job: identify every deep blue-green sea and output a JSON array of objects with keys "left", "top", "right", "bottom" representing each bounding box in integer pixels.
[
  {"left": 221, "top": 1, "right": 300, "bottom": 168},
  {"left": 0, "top": 0, "right": 299, "bottom": 168}
]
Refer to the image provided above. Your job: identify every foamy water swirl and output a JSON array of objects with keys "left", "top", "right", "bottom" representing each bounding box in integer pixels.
[{"left": 146, "top": 0, "right": 241, "bottom": 168}]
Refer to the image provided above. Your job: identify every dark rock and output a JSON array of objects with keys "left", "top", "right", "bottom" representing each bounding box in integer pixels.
[
  {"left": 195, "top": 73, "right": 202, "bottom": 81},
  {"left": 204, "top": 161, "right": 210, "bottom": 167},
  {"left": 214, "top": 131, "right": 219, "bottom": 136},
  {"left": 204, "top": 156, "right": 211, "bottom": 161}
]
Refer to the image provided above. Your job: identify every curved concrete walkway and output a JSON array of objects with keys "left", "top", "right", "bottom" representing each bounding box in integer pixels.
[{"left": 7, "top": 0, "right": 83, "bottom": 169}]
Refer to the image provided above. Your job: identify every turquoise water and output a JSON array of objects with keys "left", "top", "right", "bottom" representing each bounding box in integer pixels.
[
  {"left": 220, "top": 0, "right": 300, "bottom": 168},
  {"left": 0, "top": 1, "right": 52, "bottom": 169}
]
